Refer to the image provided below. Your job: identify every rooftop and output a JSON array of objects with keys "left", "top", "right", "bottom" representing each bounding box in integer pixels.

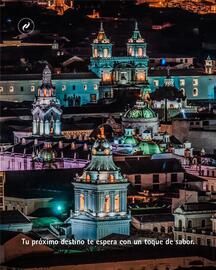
[{"left": 0, "top": 210, "right": 31, "bottom": 225}]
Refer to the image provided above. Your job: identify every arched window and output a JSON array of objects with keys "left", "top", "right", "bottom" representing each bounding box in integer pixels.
[
  {"left": 93, "top": 48, "right": 98, "bottom": 58},
  {"left": 115, "top": 195, "right": 120, "bottom": 212},
  {"left": 201, "top": 219, "right": 205, "bottom": 228},
  {"left": 178, "top": 219, "right": 182, "bottom": 230},
  {"left": 104, "top": 195, "right": 110, "bottom": 213},
  {"left": 137, "top": 47, "right": 143, "bottom": 57},
  {"left": 161, "top": 226, "right": 165, "bottom": 233},
  {"left": 103, "top": 48, "right": 109, "bottom": 58},
  {"left": 128, "top": 47, "right": 133, "bottom": 56},
  {"left": 168, "top": 226, "right": 173, "bottom": 233},
  {"left": 188, "top": 220, "right": 192, "bottom": 229},
  {"left": 80, "top": 194, "right": 85, "bottom": 211},
  {"left": 193, "top": 88, "right": 198, "bottom": 96},
  {"left": 153, "top": 227, "right": 158, "bottom": 232}
]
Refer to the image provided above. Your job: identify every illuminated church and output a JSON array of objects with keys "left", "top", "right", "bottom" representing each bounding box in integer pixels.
[
  {"left": 89, "top": 22, "right": 149, "bottom": 99},
  {"left": 32, "top": 65, "right": 62, "bottom": 137},
  {"left": 69, "top": 128, "right": 131, "bottom": 240}
]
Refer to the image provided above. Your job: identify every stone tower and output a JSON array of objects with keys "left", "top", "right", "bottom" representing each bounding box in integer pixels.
[
  {"left": 32, "top": 65, "right": 62, "bottom": 137},
  {"left": 69, "top": 128, "right": 131, "bottom": 240}
]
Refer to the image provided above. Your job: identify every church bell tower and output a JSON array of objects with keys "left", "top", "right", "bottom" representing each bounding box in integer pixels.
[
  {"left": 69, "top": 128, "right": 131, "bottom": 240},
  {"left": 127, "top": 21, "right": 147, "bottom": 58},
  {"left": 32, "top": 65, "right": 62, "bottom": 137}
]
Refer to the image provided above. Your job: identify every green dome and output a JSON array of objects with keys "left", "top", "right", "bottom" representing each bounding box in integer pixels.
[
  {"left": 122, "top": 136, "right": 138, "bottom": 146},
  {"left": 124, "top": 101, "right": 157, "bottom": 120},
  {"left": 138, "top": 141, "right": 161, "bottom": 155}
]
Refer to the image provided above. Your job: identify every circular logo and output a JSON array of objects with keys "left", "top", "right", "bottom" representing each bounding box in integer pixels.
[{"left": 18, "top": 18, "right": 35, "bottom": 34}]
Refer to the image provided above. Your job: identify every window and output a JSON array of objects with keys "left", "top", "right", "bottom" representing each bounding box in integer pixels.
[
  {"left": 135, "top": 175, "right": 141, "bottom": 184},
  {"left": 193, "top": 88, "right": 198, "bottom": 96},
  {"left": 180, "top": 88, "right": 185, "bottom": 95},
  {"left": 90, "top": 94, "right": 97, "bottom": 103},
  {"left": 178, "top": 235, "right": 182, "bottom": 240},
  {"left": 153, "top": 174, "right": 159, "bottom": 183},
  {"left": 193, "top": 78, "right": 198, "bottom": 86},
  {"left": 201, "top": 219, "right": 205, "bottom": 228},
  {"left": 137, "top": 47, "right": 143, "bottom": 57},
  {"left": 171, "top": 173, "right": 177, "bottom": 183},
  {"left": 62, "top": 85, "right": 66, "bottom": 91},
  {"left": 178, "top": 219, "right": 182, "bottom": 230},
  {"left": 103, "top": 48, "right": 109, "bottom": 58},
  {"left": 180, "top": 79, "right": 185, "bottom": 86},
  {"left": 9, "top": 86, "right": 14, "bottom": 93},
  {"left": 20, "top": 86, "right": 24, "bottom": 92},
  {"left": 72, "top": 85, "right": 76, "bottom": 90},
  {"left": 187, "top": 236, "right": 191, "bottom": 241},
  {"left": 94, "top": 84, "right": 98, "bottom": 90},
  {"left": 83, "top": 84, "right": 87, "bottom": 91},
  {"left": 104, "top": 195, "right": 110, "bottom": 213},
  {"left": 31, "top": 86, "right": 35, "bottom": 92},
  {"left": 115, "top": 195, "right": 120, "bottom": 212},
  {"left": 80, "top": 194, "right": 85, "bottom": 211},
  {"left": 153, "top": 227, "right": 158, "bottom": 232},
  {"left": 207, "top": 239, "right": 211, "bottom": 246},
  {"left": 161, "top": 226, "right": 165, "bottom": 233},
  {"left": 188, "top": 220, "right": 192, "bottom": 229},
  {"left": 197, "top": 238, "right": 201, "bottom": 245},
  {"left": 153, "top": 80, "right": 159, "bottom": 87},
  {"left": 0, "top": 86, "right": 3, "bottom": 92}
]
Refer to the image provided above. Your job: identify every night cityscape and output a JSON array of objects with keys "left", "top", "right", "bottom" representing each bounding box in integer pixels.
[{"left": 0, "top": 0, "right": 216, "bottom": 269}]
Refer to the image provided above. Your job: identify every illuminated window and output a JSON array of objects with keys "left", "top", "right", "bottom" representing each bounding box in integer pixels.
[
  {"left": 115, "top": 195, "right": 120, "bottom": 212},
  {"left": 0, "top": 86, "right": 3, "bottom": 92},
  {"left": 80, "top": 194, "right": 85, "bottom": 211},
  {"left": 180, "top": 79, "right": 185, "bottom": 86},
  {"left": 83, "top": 84, "right": 87, "bottom": 91},
  {"left": 9, "top": 86, "right": 14, "bottom": 93},
  {"left": 62, "top": 85, "right": 66, "bottom": 91},
  {"left": 136, "top": 72, "right": 145, "bottom": 81},
  {"left": 193, "top": 78, "right": 198, "bottom": 86},
  {"left": 94, "top": 84, "right": 98, "bottom": 90},
  {"left": 90, "top": 94, "right": 97, "bottom": 103},
  {"left": 193, "top": 88, "right": 198, "bottom": 96},
  {"left": 128, "top": 47, "right": 133, "bottom": 56},
  {"left": 103, "top": 72, "right": 111, "bottom": 82},
  {"left": 93, "top": 48, "right": 98, "bottom": 58},
  {"left": 153, "top": 80, "right": 159, "bottom": 87},
  {"left": 104, "top": 195, "right": 110, "bottom": 213},
  {"left": 137, "top": 47, "right": 143, "bottom": 57},
  {"left": 31, "top": 86, "right": 35, "bottom": 92},
  {"left": 103, "top": 48, "right": 109, "bottom": 58}
]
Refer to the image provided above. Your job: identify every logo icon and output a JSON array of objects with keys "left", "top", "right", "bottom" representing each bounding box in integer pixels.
[{"left": 18, "top": 18, "right": 35, "bottom": 34}]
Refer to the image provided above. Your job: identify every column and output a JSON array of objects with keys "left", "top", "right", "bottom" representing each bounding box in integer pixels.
[
  {"left": 110, "top": 191, "right": 115, "bottom": 213},
  {"left": 44, "top": 120, "right": 50, "bottom": 135},
  {"left": 84, "top": 191, "right": 88, "bottom": 211},
  {"left": 92, "top": 192, "right": 96, "bottom": 213},
  {"left": 120, "top": 190, "right": 127, "bottom": 213},
  {"left": 32, "top": 120, "right": 37, "bottom": 135},
  {"left": 39, "top": 120, "right": 44, "bottom": 135},
  {"left": 74, "top": 190, "right": 80, "bottom": 213},
  {"left": 55, "top": 119, "right": 61, "bottom": 135}
]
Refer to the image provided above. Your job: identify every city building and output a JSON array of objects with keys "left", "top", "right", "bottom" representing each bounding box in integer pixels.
[
  {"left": 174, "top": 202, "right": 216, "bottom": 247},
  {"left": 68, "top": 128, "right": 131, "bottom": 240},
  {"left": 0, "top": 172, "right": 5, "bottom": 211},
  {"left": 0, "top": 210, "right": 33, "bottom": 232}
]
